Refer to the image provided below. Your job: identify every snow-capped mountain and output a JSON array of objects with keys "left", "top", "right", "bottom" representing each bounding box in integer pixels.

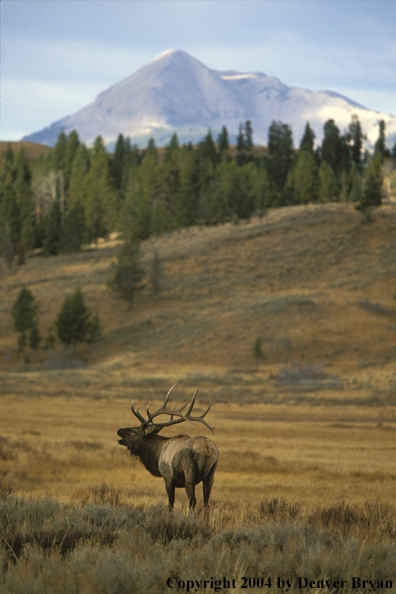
[{"left": 23, "top": 49, "right": 396, "bottom": 149}]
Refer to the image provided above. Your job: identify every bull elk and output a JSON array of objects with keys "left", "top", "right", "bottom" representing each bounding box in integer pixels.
[{"left": 117, "top": 384, "right": 218, "bottom": 509}]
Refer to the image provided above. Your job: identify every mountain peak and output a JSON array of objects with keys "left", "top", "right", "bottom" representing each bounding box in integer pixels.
[
  {"left": 145, "top": 48, "right": 207, "bottom": 72},
  {"left": 151, "top": 48, "right": 191, "bottom": 61},
  {"left": 22, "top": 49, "right": 396, "bottom": 149}
]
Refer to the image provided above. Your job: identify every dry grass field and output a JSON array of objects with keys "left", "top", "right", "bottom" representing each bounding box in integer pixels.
[
  {"left": 1, "top": 202, "right": 396, "bottom": 591},
  {"left": 0, "top": 397, "right": 395, "bottom": 508}
]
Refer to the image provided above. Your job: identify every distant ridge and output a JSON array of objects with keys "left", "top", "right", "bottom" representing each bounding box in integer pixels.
[
  {"left": 23, "top": 49, "right": 396, "bottom": 149},
  {"left": 0, "top": 140, "right": 51, "bottom": 163}
]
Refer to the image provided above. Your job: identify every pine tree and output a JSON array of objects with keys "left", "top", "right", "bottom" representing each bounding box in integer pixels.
[
  {"left": 11, "top": 287, "right": 40, "bottom": 355},
  {"left": 318, "top": 162, "right": 338, "bottom": 202},
  {"left": 236, "top": 121, "right": 254, "bottom": 165},
  {"left": 234, "top": 162, "right": 256, "bottom": 219},
  {"left": 3, "top": 144, "right": 15, "bottom": 173},
  {"left": 165, "top": 133, "right": 179, "bottom": 163},
  {"left": 57, "top": 142, "right": 90, "bottom": 252},
  {"left": 13, "top": 147, "right": 36, "bottom": 254},
  {"left": 196, "top": 159, "right": 216, "bottom": 225},
  {"left": 2, "top": 220, "right": 15, "bottom": 267},
  {"left": 299, "top": 122, "right": 315, "bottom": 153},
  {"left": 109, "top": 240, "right": 145, "bottom": 307},
  {"left": 357, "top": 152, "right": 383, "bottom": 221},
  {"left": 63, "top": 130, "right": 80, "bottom": 190},
  {"left": 198, "top": 130, "right": 218, "bottom": 166},
  {"left": 13, "top": 147, "right": 32, "bottom": 206},
  {"left": 347, "top": 115, "right": 364, "bottom": 171},
  {"left": 0, "top": 183, "right": 20, "bottom": 263},
  {"left": 146, "top": 137, "right": 157, "bottom": 157},
  {"left": 43, "top": 197, "right": 62, "bottom": 255},
  {"left": 111, "top": 134, "right": 126, "bottom": 191},
  {"left": 321, "top": 119, "right": 342, "bottom": 178},
  {"left": 374, "top": 120, "right": 390, "bottom": 159},
  {"left": 61, "top": 198, "right": 86, "bottom": 252},
  {"left": 121, "top": 150, "right": 160, "bottom": 240},
  {"left": 210, "top": 157, "right": 254, "bottom": 222},
  {"left": 151, "top": 198, "right": 172, "bottom": 235},
  {"left": 210, "top": 156, "right": 235, "bottom": 223},
  {"left": 338, "top": 169, "right": 349, "bottom": 202},
  {"left": 53, "top": 131, "right": 67, "bottom": 171},
  {"left": 348, "top": 162, "right": 362, "bottom": 203},
  {"left": 251, "top": 163, "right": 271, "bottom": 219},
  {"left": 244, "top": 120, "right": 254, "bottom": 152},
  {"left": 163, "top": 150, "right": 180, "bottom": 222},
  {"left": 392, "top": 142, "right": 396, "bottom": 164},
  {"left": 174, "top": 149, "right": 200, "bottom": 227},
  {"left": 0, "top": 147, "right": 17, "bottom": 261},
  {"left": 290, "top": 151, "right": 319, "bottom": 204},
  {"left": 56, "top": 287, "right": 102, "bottom": 349},
  {"left": 217, "top": 126, "right": 229, "bottom": 154},
  {"left": 236, "top": 123, "right": 245, "bottom": 153},
  {"left": 132, "top": 190, "right": 153, "bottom": 240},
  {"left": 67, "top": 143, "right": 90, "bottom": 200},
  {"left": 267, "top": 121, "right": 294, "bottom": 194},
  {"left": 83, "top": 136, "right": 115, "bottom": 243}
]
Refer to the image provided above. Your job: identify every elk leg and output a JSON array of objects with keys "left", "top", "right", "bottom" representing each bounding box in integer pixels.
[
  {"left": 185, "top": 479, "right": 196, "bottom": 510},
  {"left": 165, "top": 479, "right": 175, "bottom": 510},
  {"left": 203, "top": 463, "right": 217, "bottom": 506}
]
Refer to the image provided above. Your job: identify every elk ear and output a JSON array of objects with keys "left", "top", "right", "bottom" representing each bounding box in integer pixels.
[{"left": 143, "top": 425, "right": 163, "bottom": 436}]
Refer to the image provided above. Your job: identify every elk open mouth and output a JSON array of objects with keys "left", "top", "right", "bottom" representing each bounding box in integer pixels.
[{"left": 117, "top": 429, "right": 126, "bottom": 446}]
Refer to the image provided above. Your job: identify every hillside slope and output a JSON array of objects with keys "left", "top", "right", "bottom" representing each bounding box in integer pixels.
[
  {"left": 0, "top": 141, "right": 51, "bottom": 163},
  {"left": 2, "top": 203, "right": 396, "bottom": 406}
]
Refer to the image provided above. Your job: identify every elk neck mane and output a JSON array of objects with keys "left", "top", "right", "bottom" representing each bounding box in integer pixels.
[{"left": 128, "top": 433, "right": 190, "bottom": 478}]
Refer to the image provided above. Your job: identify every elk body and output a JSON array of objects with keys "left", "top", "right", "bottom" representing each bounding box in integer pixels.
[{"left": 117, "top": 385, "right": 218, "bottom": 509}]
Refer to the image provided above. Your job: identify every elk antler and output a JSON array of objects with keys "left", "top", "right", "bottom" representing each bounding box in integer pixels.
[
  {"left": 130, "top": 384, "right": 215, "bottom": 434},
  {"left": 131, "top": 383, "right": 178, "bottom": 424}
]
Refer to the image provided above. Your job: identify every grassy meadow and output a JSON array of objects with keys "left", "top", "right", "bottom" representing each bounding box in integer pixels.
[{"left": 1, "top": 202, "right": 396, "bottom": 591}]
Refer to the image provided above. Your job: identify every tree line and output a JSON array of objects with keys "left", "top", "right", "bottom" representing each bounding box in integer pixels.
[{"left": 1, "top": 117, "right": 395, "bottom": 262}]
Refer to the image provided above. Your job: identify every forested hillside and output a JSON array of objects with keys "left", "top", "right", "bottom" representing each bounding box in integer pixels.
[{"left": 1, "top": 117, "right": 394, "bottom": 264}]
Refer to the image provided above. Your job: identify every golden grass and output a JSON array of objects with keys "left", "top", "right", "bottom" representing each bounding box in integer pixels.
[{"left": 0, "top": 396, "right": 395, "bottom": 510}]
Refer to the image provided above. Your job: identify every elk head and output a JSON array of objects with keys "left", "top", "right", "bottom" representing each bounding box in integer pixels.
[{"left": 117, "top": 383, "right": 214, "bottom": 447}]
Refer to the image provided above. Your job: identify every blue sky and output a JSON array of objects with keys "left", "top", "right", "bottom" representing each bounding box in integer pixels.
[{"left": 2, "top": 0, "right": 396, "bottom": 141}]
